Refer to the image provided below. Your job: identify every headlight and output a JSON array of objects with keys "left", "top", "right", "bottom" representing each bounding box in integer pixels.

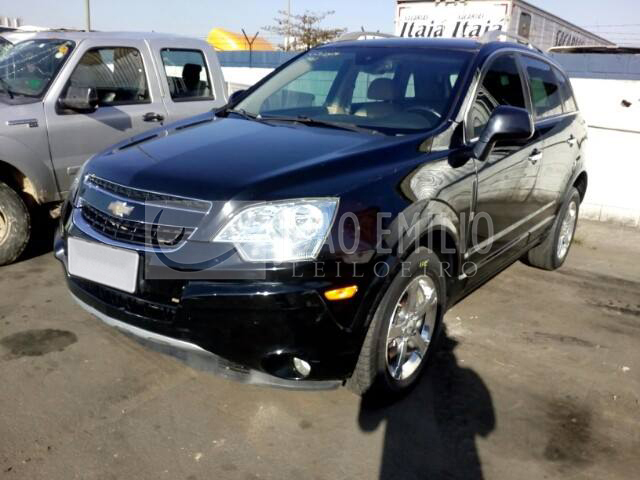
[
  {"left": 213, "top": 198, "right": 339, "bottom": 263},
  {"left": 70, "top": 160, "right": 90, "bottom": 206}
]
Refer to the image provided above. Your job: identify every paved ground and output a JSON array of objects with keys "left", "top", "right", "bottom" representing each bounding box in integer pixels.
[{"left": 0, "top": 220, "right": 638, "bottom": 480}]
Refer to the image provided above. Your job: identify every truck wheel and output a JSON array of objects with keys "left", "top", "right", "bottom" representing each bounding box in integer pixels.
[
  {"left": 524, "top": 187, "right": 580, "bottom": 271},
  {"left": 348, "top": 247, "right": 446, "bottom": 398},
  {"left": 0, "top": 182, "right": 31, "bottom": 266}
]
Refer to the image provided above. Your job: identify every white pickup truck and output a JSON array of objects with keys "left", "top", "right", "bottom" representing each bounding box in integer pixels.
[{"left": 0, "top": 31, "right": 227, "bottom": 265}]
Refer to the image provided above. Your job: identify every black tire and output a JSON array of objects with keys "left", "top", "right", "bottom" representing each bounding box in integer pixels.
[
  {"left": 348, "top": 247, "right": 446, "bottom": 398},
  {"left": 0, "top": 181, "right": 31, "bottom": 266},
  {"left": 524, "top": 187, "right": 580, "bottom": 271}
]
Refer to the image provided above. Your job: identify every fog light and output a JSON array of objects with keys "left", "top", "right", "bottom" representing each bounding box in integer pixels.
[{"left": 293, "top": 357, "right": 311, "bottom": 378}]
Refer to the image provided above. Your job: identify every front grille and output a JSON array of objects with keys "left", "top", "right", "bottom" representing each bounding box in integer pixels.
[
  {"left": 85, "top": 175, "right": 210, "bottom": 212},
  {"left": 81, "top": 203, "right": 195, "bottom": 247}
]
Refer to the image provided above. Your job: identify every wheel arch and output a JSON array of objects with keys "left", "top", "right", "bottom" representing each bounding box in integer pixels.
[
  {"left": 0, "top": 159, "right": 42, "bottom": 208},
  {"left": 573, "top": 170, "right": 588, "bottom": 203}
]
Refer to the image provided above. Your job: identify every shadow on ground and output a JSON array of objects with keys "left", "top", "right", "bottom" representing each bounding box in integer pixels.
[
  {"left": 359, "top": 326, "right": 495, "bottom": 480},
  {"left": 16, "top": 208, "right": 58, "bottom": 264}
]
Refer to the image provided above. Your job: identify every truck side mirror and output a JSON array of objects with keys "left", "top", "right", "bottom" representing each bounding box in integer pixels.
[
  {"left": 59, "top": 86, "right": 98, "bottom": 113},
  {"left": 473, "top": 106, "right": 534, "bottom": 161}
]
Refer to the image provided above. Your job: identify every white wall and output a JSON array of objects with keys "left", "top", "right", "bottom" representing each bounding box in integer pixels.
[
  {"left": 570, "top": 78, "right": 640, "bottom": 227},
  {"left": 221, "top": 67, "right": 272, "bottom": 95}
]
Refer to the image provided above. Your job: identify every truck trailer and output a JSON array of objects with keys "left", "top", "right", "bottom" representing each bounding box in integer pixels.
[{"left": 395, "top": 0, "right": 614, "bottom": 51}]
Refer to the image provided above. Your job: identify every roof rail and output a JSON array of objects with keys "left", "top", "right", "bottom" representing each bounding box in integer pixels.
[
  {"left": 337, "top": 31, "right": 396, "bottom": 42},
  {"left": 479, "top": 30, "right": 545, "bottom": 54}
]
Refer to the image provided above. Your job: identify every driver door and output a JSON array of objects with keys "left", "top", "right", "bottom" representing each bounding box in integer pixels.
[
  {"left": 466, "top": 53, "right": 545, "bottom": 273},
  {"left": 44, "top": 39, "right": 168, "bottom": 193}
]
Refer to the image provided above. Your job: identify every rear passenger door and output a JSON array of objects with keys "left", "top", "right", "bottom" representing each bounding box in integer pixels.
[
  {"left": 44, "top": 39, "right": 169, "bottom": 193},
  {"left": 521, "top": 56, "right": 578, "bottom": 221},
  {"left": 466, "top": 53, "right": 544, "bottom": 271},
  {"left": 152, "top": 44, "right": 226, "bottom": 122}
]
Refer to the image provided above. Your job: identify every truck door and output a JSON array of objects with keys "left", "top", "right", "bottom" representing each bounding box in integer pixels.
[
  {"left": 149, "top": 39, "right": 227, "bottom": 122},
  {"left": 43, "top": 39, "right": 169, "bottom": 193},
  {"left": 465, "top": 53, "right": 545, "bottom": 273}
]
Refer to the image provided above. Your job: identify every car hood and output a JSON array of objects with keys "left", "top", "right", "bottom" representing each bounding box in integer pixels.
[{"left": 85, "top": 114, "right": 407, "bottom": 201}]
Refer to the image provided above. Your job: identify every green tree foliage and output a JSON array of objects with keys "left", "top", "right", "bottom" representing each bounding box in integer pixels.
[{"left": 263, "top": 10, "right": 346, "bottom": 51}]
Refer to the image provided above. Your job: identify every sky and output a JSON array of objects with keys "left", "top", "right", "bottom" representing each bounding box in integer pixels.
[{"left": 2, "top": 0, "right": 640, "bottom": 45}]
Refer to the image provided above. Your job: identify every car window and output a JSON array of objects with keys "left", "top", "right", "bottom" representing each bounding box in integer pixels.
[
  {"left": 522, "top": 56, "right": 563, "bottom": 119},
  {"left": 261, "top": 69, "right": 339, "bottom": 111},
  {"left": 235, "top": 46, "right": 473, "bottom": 135},
  {"left": 553, "top": 66, "right": 577, "bottom": 113},
  {"left": 160, "top": 49, "right": 214, "bottom": 101},
  {"left": 66, "top": 47, "right": 150, "bottom": 107},
  {"left": 469, "top": 54, "right": 526, "bottom": 139}
]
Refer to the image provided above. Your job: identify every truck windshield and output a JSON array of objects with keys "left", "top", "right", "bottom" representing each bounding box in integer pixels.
[
  {"left": 234, "top": 45, "right": 473, "bottom": 135},
  {"left": 0, "top": 38, "right": 75, "bottom": 99}
]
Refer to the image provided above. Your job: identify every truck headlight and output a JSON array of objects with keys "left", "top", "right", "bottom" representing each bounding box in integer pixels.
[{"left": 213, "top": 198, "right": 339, "bottom": 263}]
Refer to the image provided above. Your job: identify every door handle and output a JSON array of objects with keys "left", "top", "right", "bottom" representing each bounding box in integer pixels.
[
  {"left": 567, "top": 135, "right": 577, "bottom": 148},
  {"left": 528, "top": 149, "right": 543, "bottom": 165},
  {"left": 143, "top": 112, "right": 165, "bottom": 122}
]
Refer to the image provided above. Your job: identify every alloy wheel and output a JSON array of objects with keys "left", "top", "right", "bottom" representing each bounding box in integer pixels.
[
  {"left": 557, "top": 200, "right": 578, "bottom": 260},
  {"left": 385, "top": 275, "right": 438, "bottom": 381}
]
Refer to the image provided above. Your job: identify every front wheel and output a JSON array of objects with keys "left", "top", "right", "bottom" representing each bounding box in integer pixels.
[
  {"left": 524, "top": 187, "right": 580, "bottom": 271},
  {"left": 0, "top": 182, "right": 31, "bottom": 266},
  {"left": 348, "top": 247, "right": 446, "bottom": 398}
]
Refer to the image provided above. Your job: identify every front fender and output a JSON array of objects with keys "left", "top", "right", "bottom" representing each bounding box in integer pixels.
[{"left": 0, "top": 134, "right": 59, "bottom": 203}]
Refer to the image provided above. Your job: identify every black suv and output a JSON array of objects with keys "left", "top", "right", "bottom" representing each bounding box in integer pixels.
[{"left": 55, "top": 38, "right": 587, "bottom": 396}]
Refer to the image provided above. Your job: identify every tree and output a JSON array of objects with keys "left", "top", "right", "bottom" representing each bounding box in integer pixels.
[{"left": 263, "top": 10, "right": 346, "bottom": 51}]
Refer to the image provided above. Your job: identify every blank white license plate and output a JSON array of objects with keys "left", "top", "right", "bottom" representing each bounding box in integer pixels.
[{"left": 68, "top": 237, "right": 140, "bottom": 294}]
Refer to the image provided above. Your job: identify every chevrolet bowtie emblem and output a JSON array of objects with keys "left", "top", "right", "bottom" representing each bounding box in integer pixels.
[{"left": 107, "top": 201, "right": 134, "bottom": 218}]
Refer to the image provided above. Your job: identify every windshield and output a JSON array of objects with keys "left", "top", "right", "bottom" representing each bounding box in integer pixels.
[
  {"left": 235, "top": 46, "right": 473, "bottom": 135},
  {"left": 0, "top": 38, "right": 75, "bottom": 98},
  {"left": 0, "top": 37, "right": 10, "bottom": 57}
]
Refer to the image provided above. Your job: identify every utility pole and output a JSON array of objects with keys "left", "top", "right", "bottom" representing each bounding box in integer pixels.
[
  {"left": 286, "top": 0, "right": 291, "bottom": 51},
  {"left": 84, "top": 0, "right": 91, "bottom": 31}
]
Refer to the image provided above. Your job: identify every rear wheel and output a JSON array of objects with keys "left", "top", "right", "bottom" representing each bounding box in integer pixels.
[
  {"left": 0, "top": 182, "right": 31, "bottom": 266},
  {"left": 524, "top": 187, "right": 580, "bottom": 271},
  {"left": 348, "top": 247, "right": 446, "bottom": 398}
]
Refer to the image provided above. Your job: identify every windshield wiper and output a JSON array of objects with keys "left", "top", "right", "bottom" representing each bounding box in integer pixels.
[
  {"left": 221, "top": 108, "right": 272, "bottom": 125},
  {"left": 0, "top": 77, "right": 14, "bottom": 99},
  {"left": 261, "top": 115, "right": 381, "bottom": 135}
]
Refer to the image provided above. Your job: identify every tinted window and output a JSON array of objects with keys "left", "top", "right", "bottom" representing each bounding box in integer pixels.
[
  {"left": 262, "top": 69, "right": 338, "bottom": 111},
  {"left": 235, "top": 47, "right": 473, "bottom": 135},
  {"left": 66, "top": 47, "right": 150, "bottom": 106},
  {"left": 553, "top": 67, "right": 577, "bottom": 113},
  {"left": 523, "top": 57, "right": 563, "bottom": 119},
  {"left": 469, "top": 54, "right": 526, "bottom": 138},
  {"left": 352, "top": 70, "right": 395, "bottom": 104},
  {"left": 161, "top": 49, "right": 214, "bottom": 101}
]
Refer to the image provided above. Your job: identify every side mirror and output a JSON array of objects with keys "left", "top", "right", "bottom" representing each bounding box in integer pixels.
[
  {"left": 59, "top": 86, "right": 98, "bottom": 113},
  {"left": 228, "top": 89, "right": 246, "bottom": 104},
  {"left": 473, "top": 106, "right": 534, "bottom": 161}
]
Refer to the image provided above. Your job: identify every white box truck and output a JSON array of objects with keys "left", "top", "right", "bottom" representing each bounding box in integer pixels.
[{"left": 395, "top": 0, "right": 614, "bottom": 51}]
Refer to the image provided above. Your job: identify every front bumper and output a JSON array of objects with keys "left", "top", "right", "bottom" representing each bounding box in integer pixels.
[{"left": 55, "top": 221, "right": 375, "bottom": 386}]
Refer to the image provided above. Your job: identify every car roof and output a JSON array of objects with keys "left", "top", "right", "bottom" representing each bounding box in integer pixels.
[
  {"left": 325, "top": 37, "right": 549, "bottom": 57},
  {"left": 327, "top": 37, "right": 483, "bottom": 51},
  {"left": 3, "top": 30, "right": 196, "bottom": 42}
]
